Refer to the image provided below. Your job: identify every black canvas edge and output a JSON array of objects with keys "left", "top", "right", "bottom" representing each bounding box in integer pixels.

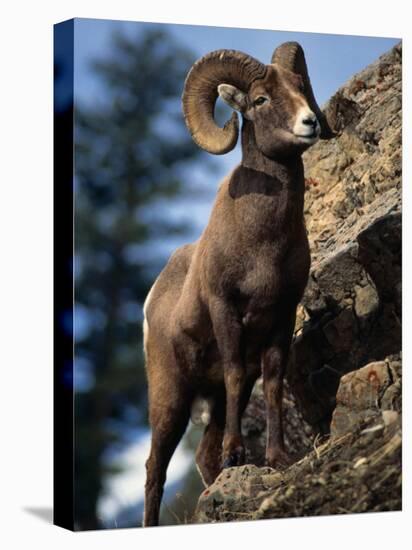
[{"left": 53, "top": 18, "right": 75, "bottom": 531}]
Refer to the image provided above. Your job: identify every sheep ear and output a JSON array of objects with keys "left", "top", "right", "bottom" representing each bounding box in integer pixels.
[{"left": 218, "top": 84, "right": 247, "bottom": 113}]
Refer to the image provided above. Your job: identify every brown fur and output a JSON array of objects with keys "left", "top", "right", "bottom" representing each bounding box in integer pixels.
[{"left": 143, "top": 60, "right": 324, "bottom": 527}]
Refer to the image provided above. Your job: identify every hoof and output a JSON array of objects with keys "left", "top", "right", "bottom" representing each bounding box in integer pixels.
[
  {"left": 222, "top": 446, "right": 245, "bottom": 469},
  {"left": 265, "top": 448, "right": 292, "bottom": 470}
]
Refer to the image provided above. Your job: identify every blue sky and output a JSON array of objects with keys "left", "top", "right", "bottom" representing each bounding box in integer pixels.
[
  {"left": 72, "top": 18, "right": 399, "bottom": 211},
  {"left": 73, "top": 17, "right": 399, "bottom": 107}
]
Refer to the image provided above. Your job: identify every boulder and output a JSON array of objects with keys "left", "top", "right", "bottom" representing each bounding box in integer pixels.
[{"left": 330, "top": 355, "right": 402, "bottom": 437}]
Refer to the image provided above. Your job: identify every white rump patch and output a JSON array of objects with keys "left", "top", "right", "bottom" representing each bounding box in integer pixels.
[
  {"left": 142, "top": 284, "right": 155, "bottom": 355},
  {"left": 143, "top": 284, "right": 155, "bottom": 317},
  {"left": 143, "top": 318, "right": 149, "bottom": 355},
  {"left": 190, "top": 396, "right": 212, "bottom": 426}
]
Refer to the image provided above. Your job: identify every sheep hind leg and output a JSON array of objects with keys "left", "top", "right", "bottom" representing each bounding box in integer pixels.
[
  {"left": 143, "top": 385, "right": 191, "bottom": 527},
  {"left": 262, "top": 311, "right": 296, "bottom": 470}
]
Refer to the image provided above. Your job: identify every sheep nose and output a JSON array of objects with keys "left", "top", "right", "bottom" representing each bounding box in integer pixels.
[{"left": 302, "top": 115, "right": 317, "bottom": 127}]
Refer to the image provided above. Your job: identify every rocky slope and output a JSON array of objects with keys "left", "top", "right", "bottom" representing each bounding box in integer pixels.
[{"left": 194, "top": 42, "right": 402, "bottom": 522}]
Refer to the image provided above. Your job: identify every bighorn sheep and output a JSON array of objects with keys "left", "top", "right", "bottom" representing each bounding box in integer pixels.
[{"left": 143, "top": 42, "right": 334, "bottom": 527}]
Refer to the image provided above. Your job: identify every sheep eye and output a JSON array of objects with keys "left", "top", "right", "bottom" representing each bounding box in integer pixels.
[{"left": 254, "top": 96, "right": 267, "bottom": 106}]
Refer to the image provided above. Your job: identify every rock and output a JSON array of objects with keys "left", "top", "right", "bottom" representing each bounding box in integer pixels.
[
  {"left": 330, "top": 356, "right": 400, "bottom": 437},
  {"left": 381, "top": 379, "right": 402, "bottom": 412},
  {"left": 354, "top": 280, "right": 379, "bottom": 320},
  {"left": 303, "top": 42, "right": 401, "bottom": 264},
  {"left": 195, "top": 464, "right": 278, "bottom": 523},
  {"left": 323, "top": 307, "right": 358, "bottom": 352},
  {"left": 195, "top": 413, "right": 401, "bottom": 523},
  {"left": 382, "top": 410, "right": 399, "bottom": 426}
]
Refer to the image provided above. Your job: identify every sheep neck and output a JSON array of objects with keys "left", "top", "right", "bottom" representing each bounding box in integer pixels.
[
  {"left": 237, "top": 119, "right": 306, "bottom": 217},
  {"left": 240, "top": 118, "right": 304, "bottom": 182}
]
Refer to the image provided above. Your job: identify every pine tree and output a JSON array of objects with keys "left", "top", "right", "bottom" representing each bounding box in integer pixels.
[{"left": 74, "top": 27, "right": 209, "bottom": 529}]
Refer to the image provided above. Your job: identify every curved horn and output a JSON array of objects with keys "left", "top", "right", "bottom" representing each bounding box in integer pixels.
[
  {"left": 271, "top": 42, "right": 335, "bottom": 139},
  {"left": 182, "top": 50, "right": 267, "bottom": 154}
]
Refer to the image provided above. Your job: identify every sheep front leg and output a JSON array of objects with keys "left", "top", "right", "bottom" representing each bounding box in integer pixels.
[
  {"left": 196, "top": 366, "right": 261, "bottom": 485},
  {"left": 262, "top": 311, "right": 296, "bottom": 469},
  {"left": 209, "top": 296, "right": 246, "bottom": 468}
]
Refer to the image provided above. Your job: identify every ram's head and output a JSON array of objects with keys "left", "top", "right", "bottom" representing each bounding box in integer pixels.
[{"left": 182, "top": 41, "right": 335, "bottom": 157}]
